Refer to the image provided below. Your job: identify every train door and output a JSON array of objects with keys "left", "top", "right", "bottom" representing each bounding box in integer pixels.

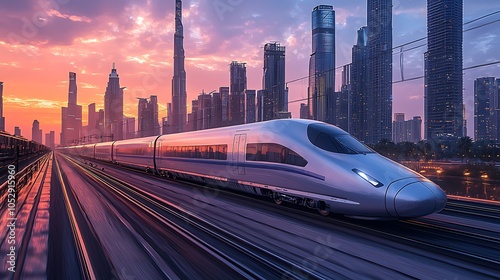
[{"left": 232, "top": 134, "right": 247, "bottom": 175}]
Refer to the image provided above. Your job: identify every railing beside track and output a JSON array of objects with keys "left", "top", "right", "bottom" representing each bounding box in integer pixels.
[{"left": 0, "top": 152, "right": 51, "bottom": 209}]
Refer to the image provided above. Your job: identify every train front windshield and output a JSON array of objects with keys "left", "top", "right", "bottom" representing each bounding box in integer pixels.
[{"left": 307, "top": 123, "right": 374, "bottom": 154}]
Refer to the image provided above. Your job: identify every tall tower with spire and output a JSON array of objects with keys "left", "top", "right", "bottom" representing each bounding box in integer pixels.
[
  {"left": 61, "top": 72, "right": 82, "bottom": 145},
  {"left": 171, "top": 0, "right": 187, "bottom": 133},
  {"left": 104, "top": 63, "right": 124, "bottom": 140}
]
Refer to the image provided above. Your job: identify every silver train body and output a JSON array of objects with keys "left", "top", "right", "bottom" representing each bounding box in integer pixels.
[{"left": 61, "top": 119, "right": 447, "bottom": 220}]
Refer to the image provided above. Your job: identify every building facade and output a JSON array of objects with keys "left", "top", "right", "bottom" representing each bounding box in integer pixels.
[{"left": 425, "top": 0, "right": 463, "bottom": 141}]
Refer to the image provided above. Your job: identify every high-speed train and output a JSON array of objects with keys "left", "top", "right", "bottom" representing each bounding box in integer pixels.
[{"left": 60, "top": 119, "right": 447, "bottom": 220}]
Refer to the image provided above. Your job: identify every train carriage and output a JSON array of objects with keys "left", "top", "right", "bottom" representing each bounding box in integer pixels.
[{"left": 59, "top": 119, "right": 447, "bottom": 220}]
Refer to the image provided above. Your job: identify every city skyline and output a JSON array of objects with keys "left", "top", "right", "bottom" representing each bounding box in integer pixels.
[{"left": 0, "top": 1, "right": 499, "bottom": 143}]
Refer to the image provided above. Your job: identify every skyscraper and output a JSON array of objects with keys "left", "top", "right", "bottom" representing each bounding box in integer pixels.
[
  {"left": 197, "top": 92, "right": 212, "bottom": 130},
  {"left": 425, "top": 0, "right": 463, "bottom": 141},
  {"left": 14, "top": 127, "right": 21, "bottom": 137},
  {"left": 474, "top": 77, "right": 497, "bottom": 141},
  {"left": 392, "top": 114, "right": 422, "bottom": 143},
  {"left": 335, "top": 65, "right": 350, "bottom": 131},
  {"left": 262, "top": 42, "right": 287, "bottom": 120},
  {"left": 0, "top": 82, "right": 5, "bottom": 131},
  {"left": 300, "top": 103, "right": 309, "bottom": 119},
  {"left": 308, "top": 5, "right": 335, "bottom": 123},
  {"left": 32, "top": 120, "right": 42, "bottom": 143},
  {"left": 172, "top": 0, "right": 187, "bottom": 133},
  {"left": 61, "top": 72, "right": 82, "bottom": 145},
  {"left": 245, "top": 89, "right": 256, "bottom": 123},
  {"left": 104, "top": 64, "right": 124, "bottom": 141},
  {"left": 45, "top": 131, "right": 55, "bottom": 149},
  {"left": 230, "top": 61, "right": 247, "bottom": 125},
  {"left": 88, "top": 103, "right": 99, "bottom": 134},
  {"left": 367, "top": 0, "right": 393, "bottom": 143},
  {"left": 349, "top": 27, "right": 369, "bottom": 141},
  {"left": 220, "top": 86, "right": 230, "bottom": 125},
  {"left": 138, "top": 96, "right": 160, "bottom": 137}
]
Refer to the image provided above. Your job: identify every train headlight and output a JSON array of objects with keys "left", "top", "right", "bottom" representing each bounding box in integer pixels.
[{"left": 352, "top": 169, "right": 384, "bottom": 188}]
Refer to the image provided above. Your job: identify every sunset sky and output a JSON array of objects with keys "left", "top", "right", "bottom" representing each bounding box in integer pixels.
[{"left": 1, "top": 0, "right": 499, "bottom": 144}]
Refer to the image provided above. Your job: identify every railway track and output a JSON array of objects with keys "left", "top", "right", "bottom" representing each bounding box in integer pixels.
[
  {"left": 64, "top": 154, "right": 500, "bottom": 279},
  {"left": 0, "top": 153, "right": 51, "bottom": 279},
  {"left": 442, "top": 196, "right": 500, "bottom": 222},
  {"left": 59, "top": 152, "right": 328, "bottom": 279}
]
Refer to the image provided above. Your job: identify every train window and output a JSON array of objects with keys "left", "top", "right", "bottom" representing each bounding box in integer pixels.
[
  {"left": 161, "top": 144, "right": 227, "bottom": 160},
  {"left": 307, "top": 123, "right": 374, "bottom": 154},
  {"left": 246, "top": 143, "right": 307, "bottom": 167}
]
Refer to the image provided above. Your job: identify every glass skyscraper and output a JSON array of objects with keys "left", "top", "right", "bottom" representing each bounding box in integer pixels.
[
  {"left": 367, "top": 0, "right": 392, "bottom": 144},
  {"left": 262, "top": 42, "right": 286, "bottom": 121},
  {"left": 425, "top": 0, "right": 463, "bottom": 141},
  {"left": 474, "top": 77, "right": 498, "bottom": 141},
  {"left": 308, "top": 5, "right": 335, "bottom": 123},
  {"left": 349, "top": 27, "right": 369, "bottom": 142}
]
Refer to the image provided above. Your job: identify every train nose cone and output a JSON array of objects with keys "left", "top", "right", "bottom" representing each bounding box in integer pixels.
[{"left": 394, "top": 181, "right": 447, "bottom": 218}]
